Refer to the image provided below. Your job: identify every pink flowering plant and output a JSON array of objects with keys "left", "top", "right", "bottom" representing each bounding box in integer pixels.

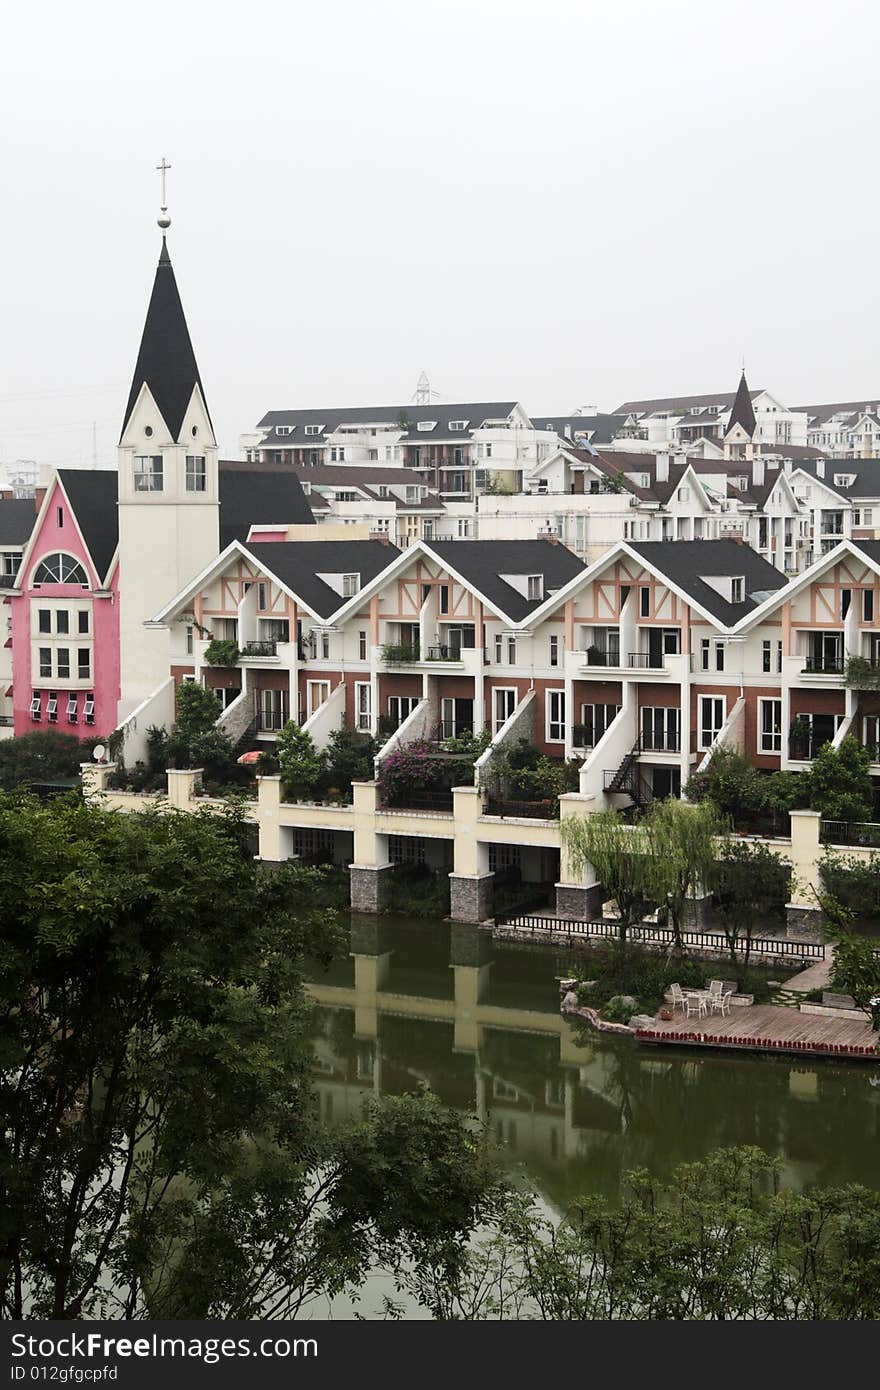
[{"left": 377, "top": 740, "right": 472, "bottom": 807}]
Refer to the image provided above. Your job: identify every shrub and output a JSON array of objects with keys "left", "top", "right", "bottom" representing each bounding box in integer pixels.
[
  {"left": 809, "top": 737, "right": 874, "bottom": 823},
  {"left": 203, "top": 638, "right": 241, "bottom": 667},
  {"left": 276, "top": 722, "right": 325, "bottom": 801},
  {"left": 322, "top": 726, "right": 377, "bottom": 792},
  {"left": 0, "top": 731, "right": 102, "bottom": 790}
]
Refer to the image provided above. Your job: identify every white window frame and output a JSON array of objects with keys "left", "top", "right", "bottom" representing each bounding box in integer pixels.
[
  {"left": 546, "top": 688, "right": 565, "bottom": 744},
  {"left": 46, "top": 693, "right": 58, "bottom": 722},
  {"left": 30, "top": 692, "right": 42, "bottom": 720},
  {"left": 355, "top": 680, "right": 372, "bottom": 731},
  {"left": 526, "top": 574, "right": 543, "bottom": 601},
  {"left": 306, "top": 680, "right": 330, "bottom": 718},
  {"left": 759, "top": 698, "right": 782, "bottom": 753},
  {"left": 550, "top": 634, "right": 560, "bottom": 667},
  {"left": 342, "top": 573, "right": 360, "bottom": 598},
  {"left": 388, "top": 695, "right": 419, "bottom": 727},
  {"left": 493, "top": 687, "right": 517, "bottom": 733},
  {"left": 133, "top": 455, "right": 163, "bottom": 492},
  {"left": 185, "top": 455, "right": 206, "bottom": 492},
  {"left": 66, "top": 694, "right": 78, "bottom": 722},
  {"left": 698, "top": 695, "right": 725, "bottom": 750},
  {"left": 83, "top": 694, "right": 95, "bottom": 724}
]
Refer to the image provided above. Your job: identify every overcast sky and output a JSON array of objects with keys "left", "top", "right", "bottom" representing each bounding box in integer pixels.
[{"left": 2, "top": 0, "right": 877, "bottom": 467}]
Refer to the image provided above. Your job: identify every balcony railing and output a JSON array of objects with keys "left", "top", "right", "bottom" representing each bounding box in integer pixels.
[
  {"left": 425, "top": 644, "right": 469, "bottom": 661},
  {"left": 257, "top": 708, "right": 288, "bottom": 732},
  {"left": 801, "top": 658, "right": 844, "bottom": 674},
  {"left": 640, "top": 735, "right": 681, "bottom": 753},
  {"left": 583, "top": 648, "right": 621, "bottom": 668},
  {"left": 380, "top": 642, "right": 420, "bottom": 664},
  {"left": 242, "top": 640, "right": 278, "bottom": 657},
  {"left": 627, "top": 652, "right": 666, "bottom": 669}
]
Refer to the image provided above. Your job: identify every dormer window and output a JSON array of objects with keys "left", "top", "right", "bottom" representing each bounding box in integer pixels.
[
  {"left": 300, "top": 480, "right": 311, "bottom": 495},
  {"left": 834, "top": 473, "right": 855, "bottom": 487},
  {"left": 134, "top": 455, "right": 163, "bottom": 492},
  {"left": 304, "top": 425, "right": 321, "bottom": 436},
  {"left": 276, "top": 426, "right": 294, "bottom": 436},
  {"left": 638, "top": 474, "right": 650, "bottom": 488},
  {"left": 527, "top": 575, "right": 544, "bottom": 601},
  {"left": 731, "top": 577, "right": 744, "bottom": 603},
  {"left": 342, "top": 573, "right": 360, "bottom": 597},
  {"left": 416, "top": 420, "right": 436, "bottom": 432},
  {"left": 449, "top": 420, "right": 467, "bottom": 431}
]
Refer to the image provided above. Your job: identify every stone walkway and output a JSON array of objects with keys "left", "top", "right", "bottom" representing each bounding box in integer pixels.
[{"left": 782, "top": 955, "right": 833, "bottom": 993}]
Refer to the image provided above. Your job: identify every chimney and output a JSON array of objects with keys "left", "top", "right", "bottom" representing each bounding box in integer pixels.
[
  {"left": 656, "top": 454, "right": 669, "bottom": 483},
  {"left": 370, "top": 530, "right": 392, "bottom": 545},
  {"left": 544, "top": 530, "right": 559, "bottom": 544},
  {"left": 34, "top": 487, "right": 46, "bottom": 514},
  {"left": 751, "top": 457, "right": 765, "bottom": 489},
  {"left": 731, "top": 533, "right": 744, "bottom": 544},
  {"left": 816, "top": 459, "right": 825, "bottom": 480}
]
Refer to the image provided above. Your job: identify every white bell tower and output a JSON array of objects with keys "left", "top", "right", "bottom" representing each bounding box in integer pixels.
[{"left": 117, "top": 168, "right": 220, "bottom": 719}]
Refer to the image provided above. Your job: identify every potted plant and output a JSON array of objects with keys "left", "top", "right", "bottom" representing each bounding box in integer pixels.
[{"left": 658, "top": 1006, "right": 674, "bottom": 1021}]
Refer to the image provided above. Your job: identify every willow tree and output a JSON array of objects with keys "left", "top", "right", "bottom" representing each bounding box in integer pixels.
[
  {"left": 643, "top": 798, "right": 724, "bottom": 950},
  {"left": 560, "top": 808, "right": 650, "bottom": 941}
]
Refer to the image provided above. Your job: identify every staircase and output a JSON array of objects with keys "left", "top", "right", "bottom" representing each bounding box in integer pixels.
[{"left": 603, "top": 740, "right": 652, "bottom": 812}]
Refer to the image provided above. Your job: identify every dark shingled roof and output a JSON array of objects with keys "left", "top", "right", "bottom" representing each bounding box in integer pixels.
[
  {"left": 726, "top": 372, "right": 757, "bottom": 439},
  {"left": 614, "top": 388, "right": 765, "bottom": 415},
  {"left": 794, "top": 398, "right": 880, "bottom": 424},
  {"left": 0, "top": 499, "right": 38, "bottom": 545},
  {"left": 530, "top": 413, "right": 633, "bottom": 446},
  {"left": 56, "top": 471, "right": 119, "bottom": 584},
  {"left": 627, "top": 540, "right": 787, "bottom": 626},
  {"left": 242, "top": 539, "right": 400, "bottom": 619},
  {"left": 257, "top": 401, "right": 520, "bottom": 445},
  {"left": 218, "top": 464, "right": 315, "bottom": 549},
  {"left": 121, "top": 238, "right": 209, "bottom": 442},
  {"left": 795, "top": 458, "right": 880, "bottom": 499},
  {"left": 422, "top": 539, "right": 585, "bottom": 622}
]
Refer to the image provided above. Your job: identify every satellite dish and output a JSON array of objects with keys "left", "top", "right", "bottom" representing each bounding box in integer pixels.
[{"left": 93, "top": 744, "right": 107, "bottom": 763}]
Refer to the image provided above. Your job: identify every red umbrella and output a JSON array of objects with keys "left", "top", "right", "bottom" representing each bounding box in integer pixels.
[{"left": 237, "top": 749, "right": 262, "bottom": 766}]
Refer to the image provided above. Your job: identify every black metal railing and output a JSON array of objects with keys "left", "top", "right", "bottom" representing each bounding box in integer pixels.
[
  {"left": 820, "top": 819, "right": 880, "bottom": 847},
  {"left": 493, "top": 912, "right": 826, "bottom": 959},
  {"left": 383, "top": 790, "right": 455, "bottom": 813},
  {"left": 485, "top": 798, "right": 559, "bottom": 820},
  {"left": 640, "top": 736, "right": 681, "bottom": 753},
  {"left": 436, "top": 720, "right": 474, "bottom": 740},
  {"left": 627, "top": 652, "right": 665, "bottom": 669},
  {"left": 801, "top": 658, "right": 844, "bottom": 674},
  {"left": 380, "top": 642, "right": 421, "bottom": 664},
  {"left": 426, "top": 644, "right": 467, "bottom": 661},
  {"left": 257, "top": 708, "right": 287, "bottom": 732},
  {"left": 788, "top": 738, "right": 832, "bottom": 761},
  {"left": 242, "top": 640, "right": 278, "bottom": 657},
  {"left": 583, "top": 648, "right": 621, "bottom": 668}
]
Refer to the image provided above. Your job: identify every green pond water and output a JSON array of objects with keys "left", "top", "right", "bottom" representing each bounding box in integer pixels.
[{"left": 307, "top": 915, "right": 880, "bottom": 1212}]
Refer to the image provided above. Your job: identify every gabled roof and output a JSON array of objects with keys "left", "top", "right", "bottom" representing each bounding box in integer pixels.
[
  {"left": 121, "top": 238, "right": 208, "bottom": 441},
  {"left": 257, "top": 401, "right": 520, "bottom": 445},
  {"left": 793, "top": 458, "right": 880, "bottom": 499},
  {"left": 56, "top": 470, "right": 119, "bottom": 584},
  {"left": 725, "top": 372, "right": 757, "bottom": 439},
  {"left": 795, "top": 398, "right": 880, "bottom": 424},
  {"left": 0, "top": 499, "right": 37, "bottom": 545},
  {"left": 421, "top": 539, "right": 585, "bottom": 623},
  {"left": 626, "top": 539, "right": 787, "bottom": 625},
  {"left": 217, "top": 463, "right": 315, "bottom": 549},
  {"left": 530, "top": 413, "right": 632, "bottom": 446},
  {"left": 243, "top": 539, "right": 400, "bottom": 619},
  {"left": 614, "top": 388, "right": 764, "bottom": 415}
]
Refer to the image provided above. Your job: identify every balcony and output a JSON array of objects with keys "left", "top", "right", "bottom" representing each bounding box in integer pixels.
[
  {"left": 241, "top": 639, "right": 278, "bottom": 659},
  {"left": 425, "top": 644, "right": 467, "bottom": 663},
  {"left": 640, "top": 735, "right": 681, "bottom": 754},
  {"left": 800, "top": 658, "right": 844, "bottom": 676},
  {"left": 257, "top": 708, "right": 288, "bottom": 733},
  {"left": 582, "top": 647, "right": 621, "bottom": 669},
  {"left": 379, "top": 641, "right": 421, "bottom": 666},
  {"left": 627, "top": 652, "right": 666, "bottom": 670}
]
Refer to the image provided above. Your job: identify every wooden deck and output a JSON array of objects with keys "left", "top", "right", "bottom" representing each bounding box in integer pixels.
[{"left": 636, "top": 1003, "right": 878, "bottom": 1060}]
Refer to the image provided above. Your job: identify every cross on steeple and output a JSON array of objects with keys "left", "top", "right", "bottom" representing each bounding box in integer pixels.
[{"left": 156, "top": 158, "right": 172, "bottom": 231}]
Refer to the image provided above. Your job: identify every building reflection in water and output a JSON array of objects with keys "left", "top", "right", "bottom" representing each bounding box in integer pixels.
[{"left": 307, "top": 917, "right": 880, "bottom": 1210}]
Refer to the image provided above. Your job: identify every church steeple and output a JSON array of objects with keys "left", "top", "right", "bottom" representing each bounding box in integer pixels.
[
  {"left": 726, "top": 370, "right": 757, "bottom": 440},
  {"left": 120, "top": 235, "right": 210, "bottom": 443}
]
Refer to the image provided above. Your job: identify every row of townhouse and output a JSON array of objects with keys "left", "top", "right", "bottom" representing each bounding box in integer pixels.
[
  {"left": 78, "top": 528, "right": 877, "bottom": 932},
  {"left": 143, "top": 527, "right": 880, "bottom": 802}
]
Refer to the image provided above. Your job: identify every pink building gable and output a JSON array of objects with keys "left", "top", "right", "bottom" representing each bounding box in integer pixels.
[{"left": 10, "top": 477, "right": 120, "bottom": 738}]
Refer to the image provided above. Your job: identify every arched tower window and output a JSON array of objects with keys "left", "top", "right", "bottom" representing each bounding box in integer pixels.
[{"left": 32, "top": 553, "right": 89, "bottom": 587}]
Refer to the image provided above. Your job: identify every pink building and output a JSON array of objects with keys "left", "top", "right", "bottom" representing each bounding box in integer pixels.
[{"left": 8, "top": 471, "right": 120, "bottom": 737}]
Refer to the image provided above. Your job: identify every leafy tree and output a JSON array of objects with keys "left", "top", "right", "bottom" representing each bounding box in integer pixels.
[
  {"left": 202, "top": 638, "right": 241, "bottom": 668},
  {"left": 714, "top": 839, "right": 790, "bottom": 968},
  {"left": 809, "top": 736, "right": 874, "bottom": 823},
  {"left": 560, "top": 809, "right": 650, "bottom": 940},
  {"left": 0, "top": 793, "right": 504, "bottom": 1318},
  {"left": 392, "top": 1147, "right": 880, "bottom": 1320},
  {"left": 644, "top": 798, "right": 723, "bottom": 950},
  {"left": 0, "top": 730, "right": 99, "bottom": 791},
  {"left": 175, "top": 680, "right": 225, "bottom": 738},
  {"left": 276, "top": 721, "right": 325, "bottom": 800},
  {"left": 684, "top": 747, "right": 767, "bottom": 824},
  {"left": 322, "top": 725, "right": 377, "bottom": 795}
]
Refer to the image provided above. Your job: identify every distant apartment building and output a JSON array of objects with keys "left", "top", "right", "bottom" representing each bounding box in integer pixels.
[
  {"left": 796, "top": 399, "right": 880, "bottom": 458},
  {"left": 248, "top": 401, "right": 559, "bottom": 500},
  {"left": 614, "top": 374, "right": 808, "bottom": 452}
]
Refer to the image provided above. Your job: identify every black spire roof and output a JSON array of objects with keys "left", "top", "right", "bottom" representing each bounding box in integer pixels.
[
  {"left": 120, "top": 237, "right": 209, "bottom": 442},
  {"left": 725, "top": 371, "right": 757, "bottom": 439}
]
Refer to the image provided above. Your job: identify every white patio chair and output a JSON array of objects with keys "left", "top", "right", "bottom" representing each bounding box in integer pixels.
[
  {"left": 710, "top": 989, "right": 731, "bottom": 1016},
  {"left": 669, "top": 983, "right": 688, "bottom": 1013},
  {"left": 685, "top": 992, "right": 707, "bottom": 1019}
]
